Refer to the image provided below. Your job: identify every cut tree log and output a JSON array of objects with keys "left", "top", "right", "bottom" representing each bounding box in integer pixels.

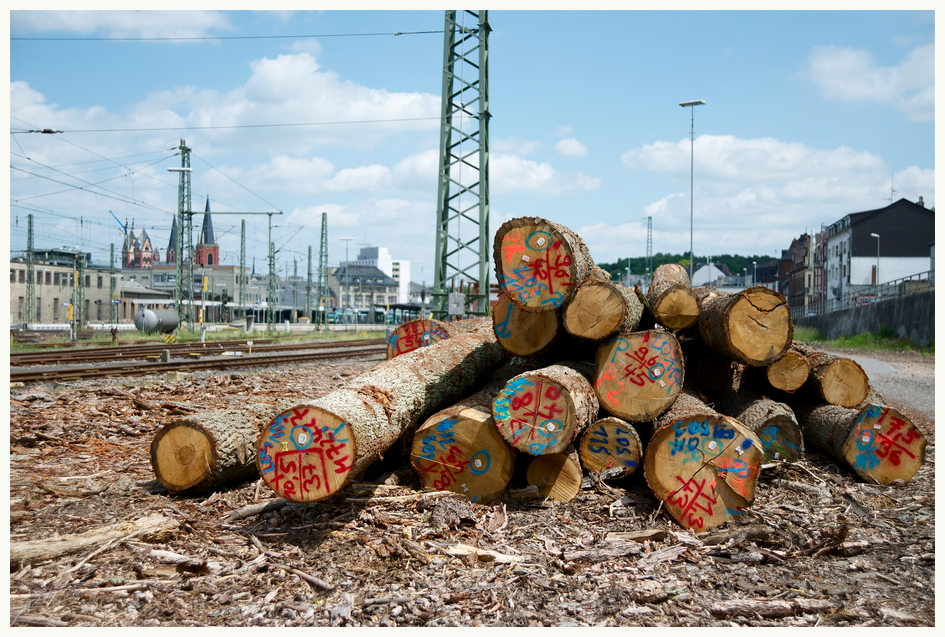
[
  {"left": 697, "top": 286, "right": 793, "bottom": 367},
  {"left": 562, "top": 280, "right": 643, "bottom": 341},
  {"left": 491, "top": 294, "right": 560, "bottom": 356},
  {"left": 386, "top": 316, "right": 486, "bottom": 359},
  {"left": 151, "top": 400, "right": 291, "bottom": 492},
  {"left": 257, "top": 318, "right": 508, "bottom": 502},
  {"left": 593, "top": 329, "right": 685, "bottom": 422},
  {"left": 493, "top": 216, "right": 595, "bottom": 312},
  {"left": 643, "top": 387, "right": 764, "bottom": 531},
  {"left": 794, "top": 343, "right": 870, "bottom": 408},
  {"left": 764, "top": 343, "right": 811, "bottom": 393},
  {"left": 645, "top": 263, "right": 701, "bottom": 330},
  {"left": 11, "top": 513, "right": 180, "bottom": 567},
  {"left": 711, "top": 364, "right": 805, "bottom": 463},
  {"left": 525, "top": 446, "right": 583, "bottom": 502},
  {"left": 794, "top": 402, "right": 927, "bottom": 484},
  {"left": 386, "top": 318, "right": 453, "bottom": 358},
  {"left": 411, "top": 406, "right": 516, "bottom": 504},
  {"left": 492, "top": 362, "right": 599, "bottom": 456},
  {"left": 410, "top": 363, "right": 529, "bottom": 504},
  {"left": 577, "top": 416, "right": 643, "bottom": 479}
]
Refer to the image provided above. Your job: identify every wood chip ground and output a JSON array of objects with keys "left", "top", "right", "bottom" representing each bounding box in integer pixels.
[{"left": 8, "top": 353, "right": 935, "bottom": 627}]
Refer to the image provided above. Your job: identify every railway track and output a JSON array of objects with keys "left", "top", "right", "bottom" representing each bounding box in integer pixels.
[
  {"left": 9, "top": 338, "right": 382, "bottom": 367},
  {"left": 10, "top": 339, "right": 387, "bottom": 383}
]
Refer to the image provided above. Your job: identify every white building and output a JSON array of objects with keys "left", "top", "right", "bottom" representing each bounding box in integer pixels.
[{"left": 351, "top": 246, "right": 410, "bottom": 304}]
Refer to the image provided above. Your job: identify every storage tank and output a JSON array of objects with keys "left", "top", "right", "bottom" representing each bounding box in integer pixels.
[{"left": 134, "top": 308, "right": 180, "bottom": 334}]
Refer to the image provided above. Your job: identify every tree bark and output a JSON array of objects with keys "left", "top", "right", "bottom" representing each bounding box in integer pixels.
[
  {"left": 645, "top": 264, "right": 701, "bottom": 330},
  {"left": 151, "top": 400, "right": 290, "bottom": 492},
  {"left": 493, "top": 216, "right": 595, "bottom": 312},
  {"left": 714, "top": 372, "right": 805, "bottom": 463},
  {"left": 794, "top": 402, "right": 927, "bottom": 484},
  {"left": 11, "top": 513, "right": 179, "bottom": 567},
  {"left": 643, "top": 387, "right": 764, "bottom": 531},
  {"left": 593, "top": 329, "right": 684, "bottom": 422},
  {"left": 492, "top": 362, "right": 599, "bottom": 456},
  {"left": 577, "top": 417, "right": 643, "bottom": 479},
  {"left": 491, "top": 294, "right": 560, "bottom": 356},
  {"left": 257, "top": 320, "right": 509, "bottom": 502},
  {"left": 562, "top": 280, "right": 643, "bottom": 341},
  {"left": 697, "top": 286, "right": 794, "bottom": 366}
]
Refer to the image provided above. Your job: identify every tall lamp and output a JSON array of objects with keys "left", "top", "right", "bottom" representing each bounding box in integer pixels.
[
  {"left": 680, "top": 99, "right": 706, "bottom": 281},
  {"left": 870, "top": 232, "right": 880, "bottom": 295}
]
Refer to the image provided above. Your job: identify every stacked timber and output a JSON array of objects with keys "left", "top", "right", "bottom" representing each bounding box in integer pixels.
[{"left": 146, "top": 215, "right": 926, "bottom": 533}]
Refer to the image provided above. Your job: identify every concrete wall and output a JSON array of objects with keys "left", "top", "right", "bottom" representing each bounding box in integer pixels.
[{"left": 794, "top": 290, "right": 934, "bottom": 347}]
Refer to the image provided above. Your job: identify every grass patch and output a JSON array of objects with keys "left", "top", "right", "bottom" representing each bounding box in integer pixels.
[{"left": 794, "top": 325, "right": 933, "bottom": 355}]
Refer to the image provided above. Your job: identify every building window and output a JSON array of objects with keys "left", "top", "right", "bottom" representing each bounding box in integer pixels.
[
  {"left": 54, "top": 273, "right": 61, "bottom": 286},
  {"left": 45, "top": 272, "right": 51, "bottom": 285},
  {"left": 18, "top": 269, "right": 25, "bottom": 283},
  {"left": 10, "top": 269, "right": 15, "bottom": 283},
  {"left": 18, "top": 297, "right": 24, "bottom": 319},
  {"left": 97, "top": 275, "right": 103, "bottom": 288},
  {"left": 53, "top": 298, "right": 60, "bottom": 320},
  {"left": 85, "top": 275, "right": 91, "bottom": 288}
]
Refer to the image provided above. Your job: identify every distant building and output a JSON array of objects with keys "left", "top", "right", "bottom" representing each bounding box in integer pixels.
[
  {"left": 824, "top": 197, "right": 934, "bottom": 301},
  {"left": 194, "top": 196, "right": 220, "bottom": 266},
  {"left": 690, "top": 262, "right": 730, "bottom": 287},
  {"left": 121, "top": 225, "right": 158, "bottom": 269},
  {"left": 350, "top": 246, "right": 410, "bottom": 304}
]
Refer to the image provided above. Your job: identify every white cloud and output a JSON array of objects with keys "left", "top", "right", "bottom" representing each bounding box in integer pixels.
[
  {"left": 492, "top": 137, "right": 542, "bottom": 156},
  {"left": 11, "top": 10, "right": 233, "bottom": 39},
  {"left": 323, "top": 165, "right": 393, "bottom": 193},
  {"left": 491, "top": 154, "right": 600, "bottom": 194},
  {"left": 555, "top": 138, "right": 588, "bottom": 157},
  {"left": 608, "top": 133, "right": 935, "bottom": 261},
  {"left": 808, "top": 43, "right": 934, "bottom": 122}
]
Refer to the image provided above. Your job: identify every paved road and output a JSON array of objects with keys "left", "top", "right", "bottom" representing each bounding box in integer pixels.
[{"left": 824, "top": 350, "right": 935, "bottom": 420}]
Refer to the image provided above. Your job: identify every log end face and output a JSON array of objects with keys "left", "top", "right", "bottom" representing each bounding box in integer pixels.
[
  {"left": 841, "top": 404, "right": 927, "bottom": 485},
  {"left": 151, "top": 421, "right": 216, "bottom": 492},
  {"left": 726, "top": 290, "right": 793, "bottom": 366},
  {"left": 411, "top": 410, "right": 516, "bottom": 504},
  {"left": 257, "top": 405, "right": 356, "bottom": 503},
  {"left": 578, "top": 418, "right": 642, "bottom": 478},
  {"left": 821, "top": 359, "right": 870, "bottom": 407},
  {"left": 526, "top": 453, "right": 582, "bottom": 502}
]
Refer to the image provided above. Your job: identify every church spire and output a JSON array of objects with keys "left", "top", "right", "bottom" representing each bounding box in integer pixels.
[{"left": 198, "top": 195, "right": 215, "bottom": 245}]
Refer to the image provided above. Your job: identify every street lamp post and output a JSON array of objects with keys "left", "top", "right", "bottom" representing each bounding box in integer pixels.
[
  {"left": 870, "top": 232, "right": 880, "bottom": 296},
  {"left": 340, "top": 237, "right": 354, "bottom": 328},
  {"left": 752, "top": 261, "right": 757, "bottom": 287},
  {"left": 680, "top": 99, "right": 706, "bottom": 281}
]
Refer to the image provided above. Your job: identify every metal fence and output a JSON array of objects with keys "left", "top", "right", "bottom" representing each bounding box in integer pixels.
[{"left": 791, "top": 270, "right": 934, "bottom": 320}]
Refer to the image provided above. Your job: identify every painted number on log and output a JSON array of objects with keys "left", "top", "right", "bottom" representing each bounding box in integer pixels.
[
  {"left": 388, "top": 319, "right": 450, "bottom": 356},
  {"left": 667, "top": 475, "right": 720, "bottom": 531},
  {"left": 852, "top": 406, "right": 922, "bottom": 471},
  {"left": 258, "top": 408, "right": 352, "bottom": 500},
  {"left": 500, "top": 230, "right": 575, "bottom": 308},
  {"left": 494, "top": 376, "right": 566, "bottom": 454},
  {"left": 585, "top": 423, "right": 638, "bottom": 469},
  {"left": 417, "top": 418, "right": 492, "bottom": 500},
  {"left": 596, "top": 332, "right": 682, "bottom": 407}
]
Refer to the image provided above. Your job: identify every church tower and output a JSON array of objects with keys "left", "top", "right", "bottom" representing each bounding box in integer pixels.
[{"left": 194, "top": 196, "right": 220, "bottom": 266}]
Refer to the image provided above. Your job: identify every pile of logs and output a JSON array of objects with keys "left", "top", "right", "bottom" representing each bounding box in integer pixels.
[{"left": 149, "top": 216, "right": 928, "bottom": 532}]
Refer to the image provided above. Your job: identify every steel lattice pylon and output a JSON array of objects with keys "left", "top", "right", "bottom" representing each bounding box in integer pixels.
[
  {"left": 172, "top": 140, "right": 194, "bottom": 328},
  {"left": 432, "top": 10, "right": 490, "bottom": 319}
]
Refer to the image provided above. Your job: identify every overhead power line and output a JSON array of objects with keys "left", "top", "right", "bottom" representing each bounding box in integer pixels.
[
  {"left": 12, "top": 30, "right": 443, "bottom": 42},
  {"left": 11, "top": 116, "right": 439, "bottom": 134}
]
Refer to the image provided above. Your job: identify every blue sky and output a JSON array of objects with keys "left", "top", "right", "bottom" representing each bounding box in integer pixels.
[{"left": 6, "top": 7, "right": 937, "bottom": 282}]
